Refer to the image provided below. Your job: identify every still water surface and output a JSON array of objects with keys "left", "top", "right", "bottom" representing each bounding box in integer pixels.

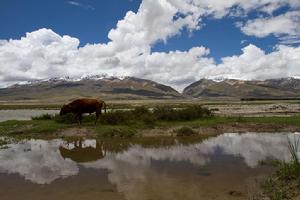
[
  {"left": 0, "top": 109, "right": 58, "bottom": 122},
  {"left": 0, "top": 133, "right": 299, "bottom": 200}
]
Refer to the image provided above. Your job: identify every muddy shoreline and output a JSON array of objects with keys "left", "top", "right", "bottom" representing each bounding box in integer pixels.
[{"left": 54, "top": 123, "right": 300, "bottom": 138}]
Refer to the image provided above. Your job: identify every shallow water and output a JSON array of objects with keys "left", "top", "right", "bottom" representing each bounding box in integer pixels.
[
  {"left": 0, "top": 108, "right": 127, "bottom": 122},
  {"left": 0, "top": 133, "right": 299, "bottom": 200},
  {"left": 0, "top": 109, "right": 58, "bottom": 122}
]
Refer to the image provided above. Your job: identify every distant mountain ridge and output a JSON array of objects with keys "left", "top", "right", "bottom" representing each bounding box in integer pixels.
[
  {"left": 183, "top": 78, "right": 300, "bottom": 99},
  {"left": 0, "top": 76, "right": 182, "bottom": 102},
  {"left": 1, "top": 76, "right": 299, "bottom": 102}
]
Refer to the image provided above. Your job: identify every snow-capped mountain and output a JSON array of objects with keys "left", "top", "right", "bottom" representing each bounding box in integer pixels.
[
  {"left": 183, "top": 77, "right": 300, "bottom": 99},
  {"left": 0, "top": 75, "right": 182, "bottom": 102}
]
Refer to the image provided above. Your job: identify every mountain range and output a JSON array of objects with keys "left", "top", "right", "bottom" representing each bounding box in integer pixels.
[
  {"left": 0, "top": 76, "right": 299, "bottom": 102},
  {"left": 183, "top": 78, "right": 300, "bottom": 99},
  {"left": 0, "top": 76, "right": 181, "bottom": 102}
]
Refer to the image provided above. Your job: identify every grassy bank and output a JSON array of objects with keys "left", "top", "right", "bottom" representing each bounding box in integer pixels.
[
  {"left": 258, "top": 136, "right": 300, "bottom": 200},
  {"left": 0, "top": 104, "right": 300, "bottom": 139},
  {"left": 261, "top": 162, "right": 300, "bottom": 200}
]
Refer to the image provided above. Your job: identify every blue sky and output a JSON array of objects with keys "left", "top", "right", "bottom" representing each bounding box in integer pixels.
[
  {"left": 0, "top": 0, "right": 284, "bottom": 61},
  {"left": 0, "top": 0, "right": 299, "bottom": 90},
  {"left": 0, "top": 0, "right": 141, "bottom": 45}
]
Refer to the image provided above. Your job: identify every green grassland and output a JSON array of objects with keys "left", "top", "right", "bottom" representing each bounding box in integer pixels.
[{"left": 0, "top": 104, "right": 300, "bottom": 139}]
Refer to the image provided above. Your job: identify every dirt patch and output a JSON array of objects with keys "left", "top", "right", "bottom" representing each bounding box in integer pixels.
[
  {"left": 141, "top": 123, "right": 300, "bottom": 137},
  {"left": 210, "top": 103, "right": 300, "bottom": 117},
  {"left": 212, "top": 123, "right": 300, "bottom": 133}
]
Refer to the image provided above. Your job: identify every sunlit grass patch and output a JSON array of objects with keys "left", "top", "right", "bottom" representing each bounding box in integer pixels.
[{"left": 0, "top": 119, "right": 71, "bottom": 138}]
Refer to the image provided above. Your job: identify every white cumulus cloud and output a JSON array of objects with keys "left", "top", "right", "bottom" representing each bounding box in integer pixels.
[
  {"left": 0, "top": 0, "right": 300, "bottom": 91},
  {"left": 240, "top": 11, "right": 300, "bottom": 43},
  {"left": 204, "top": 44, "right": 300, "bottom": 80}
]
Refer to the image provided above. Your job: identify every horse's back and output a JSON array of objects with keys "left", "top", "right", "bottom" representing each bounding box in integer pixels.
[
  {"left": 69, "top": 98, "right": 100, "bottom": 113},
  {"left": 71, "top": 98, "right": 98, "bottom": 104}
]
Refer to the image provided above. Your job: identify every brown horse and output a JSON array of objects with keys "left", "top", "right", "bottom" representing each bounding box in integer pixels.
[{"left": 60, "top": 98, "right": 106, "bottom": 125}]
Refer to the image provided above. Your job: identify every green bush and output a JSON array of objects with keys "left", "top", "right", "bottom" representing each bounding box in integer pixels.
[
  {"left": 99, "top": 106, "right": 157, "bottom": 125},
  {"left": 54, "top": 113, "right": 76, "bottom": 124},
  {"left": 153, "top": 105, "right": 212, "bottom": 121},
  {"left": 140, "top": 114, "right": 157, "bottom": 125},
  {"left": 131, "top": 106, "right": 151, "bottom": 117},
  {"left": 99, "top": 110, "right": 129, "bottom": 125},
  {"left": 153, "top": 106, "right": 176, "bottom": 120},
  {"left": 31, "top": 113, "right": 53, "bottom": 120}
]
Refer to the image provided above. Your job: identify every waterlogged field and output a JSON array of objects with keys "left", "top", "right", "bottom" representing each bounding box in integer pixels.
[
  {"left": 0, "top": 102, "right": 299, "bottom": 199},
  {"left": 0, "top": 133, "right": 298, "bottom": 200}
]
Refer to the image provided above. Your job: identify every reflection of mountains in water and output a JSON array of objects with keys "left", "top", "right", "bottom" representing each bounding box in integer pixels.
[{"left": 0, "top": 133, "right": 299, "bottom": 185}]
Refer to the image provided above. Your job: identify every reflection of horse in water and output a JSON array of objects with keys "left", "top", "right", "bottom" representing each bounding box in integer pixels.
[
  {"left": 59, "top": 139, "right": 106, "bottom": 163},
  {"left": 59, "top": 139, "right": 133, "bottom": 163},
  {"left": 60, "top": 98, "right": 106, "bottom": 125}
]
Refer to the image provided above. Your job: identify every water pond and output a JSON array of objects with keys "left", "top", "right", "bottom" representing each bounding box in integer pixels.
[
  {"left": 0, "top": 132, "right": 299, "bottom": 200},
  {"left": 0, "top": 109, "right": 58, "bottom": 122},
  {"left": 0, "top": 108, "right": 128, "bottom": 122}
]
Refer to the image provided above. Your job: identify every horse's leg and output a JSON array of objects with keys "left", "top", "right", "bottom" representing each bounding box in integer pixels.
[
  {"left": 95, "top": 105, "right": 101, "bottom": 125},
  {"left": 74, "top": 113, "right": 79, "bottom": 124},
  {"left": 78, "top": 113, "right": 82, "bottom": 125},
  {"left": 95, "top": 112, "right": 99, "bottom": 125},
  {"left": 95, "top": 108, "right": 101, "bottom": 125}
]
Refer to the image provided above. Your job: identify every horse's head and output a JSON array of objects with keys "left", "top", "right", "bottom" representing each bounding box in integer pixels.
[{"left": 60, "top": 104, "right": 71, "bottom": 116}]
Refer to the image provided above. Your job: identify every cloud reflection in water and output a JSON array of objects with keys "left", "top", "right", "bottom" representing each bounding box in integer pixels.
[{"left": 0, "top": 133, "right": 298, "bottom": 187}]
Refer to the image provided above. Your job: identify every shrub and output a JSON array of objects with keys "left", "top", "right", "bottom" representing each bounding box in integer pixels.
[
  {"left": 132, "top": 106, "right": 157, "bottom": 125},
  {"left": 99, "top": 110, "right": 129, "bottom": 125},
  {"left": 82, "top": 114, "right": 99, "bottom": 123},
  {"left": 175, "top": 126, "right": 196, "bottom": 136},
  {"left": 153, "top": 106, "right": 176, "bottom": 120},
  {"left": 31, "top": 113, "right": 53, "bottom": 120},
  {"left": 140, "top": 114, "right": 157, "bottom": 125},
  {"left": 99, "top": 106, "right": 157, "bottom": 125},
  {"left": 153, "top": 105, "right": 212, "bottom": 121},
  {"left": 131, "top": 106, "right": 151, "bottom": 117},
  {"left": 54, "top": 113, "right": 76, "bottom": 124}
]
